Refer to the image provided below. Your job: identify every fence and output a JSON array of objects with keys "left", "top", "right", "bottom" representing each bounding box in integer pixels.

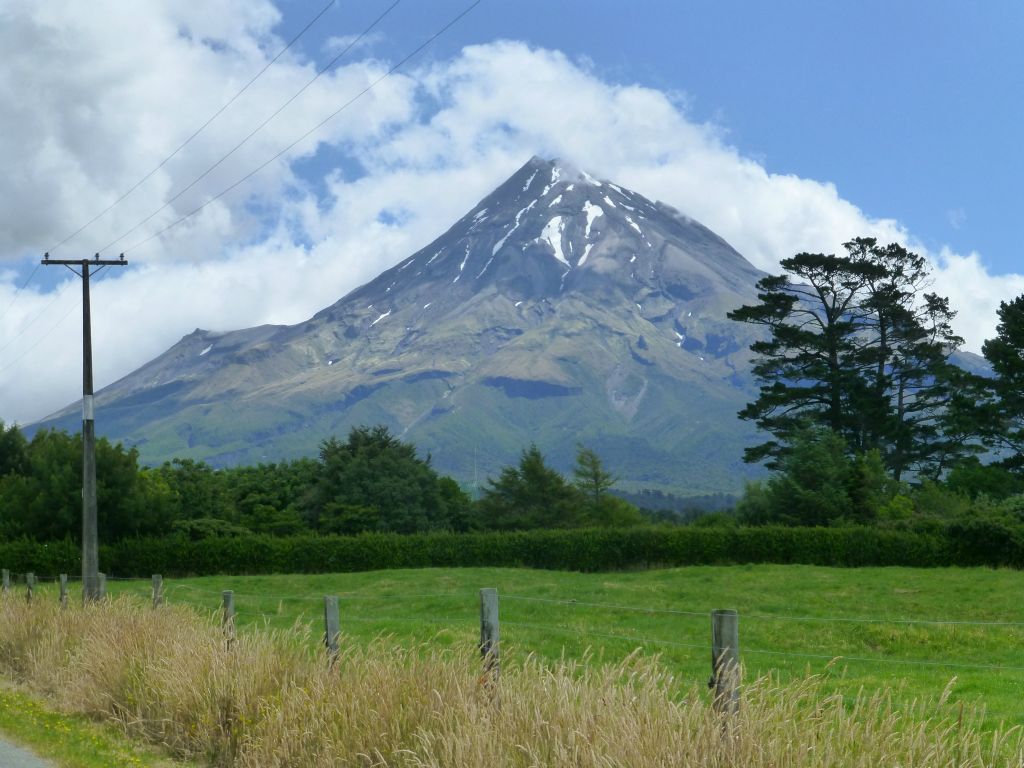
[{"left": 3, "top": 568, "right": 1023, "bottom": 721}]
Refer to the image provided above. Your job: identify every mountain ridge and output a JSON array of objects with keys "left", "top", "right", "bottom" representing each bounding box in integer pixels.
[{"left": 34, "top": 157, "right": 775, "bottom": 493}]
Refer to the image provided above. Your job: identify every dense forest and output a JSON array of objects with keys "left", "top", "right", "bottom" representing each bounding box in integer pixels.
[{"left": 0, "top": 424, "right": 648, "bottom": 541}]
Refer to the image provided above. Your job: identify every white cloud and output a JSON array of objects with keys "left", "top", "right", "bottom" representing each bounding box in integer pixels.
[
  {"left": 930, "top": 249, "right": 1024, "bottom": 351},
  {"left": 323, "top": 32, "right": 385, "bottom": 56},
  {"left": 0, "top": 10, "right": 1020, "bottom": 427}
]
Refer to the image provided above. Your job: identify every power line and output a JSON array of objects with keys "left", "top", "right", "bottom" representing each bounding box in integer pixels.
[
  {"left": 0, "top": 264, "right": 40, "bottom": 323},
  {"left": 0, "top": 265, "right": 118, "bottom": 377},
  {"left": 101, "top": 0, "right": 403, "bottom": 255},
  {"left": 121, "top": 0, "right": 482, "bottom": 255},
  {"left": 0, "top": 288, "right": 72, "bottom": 364},
  {"left": 47, "top": 0, "right": 336, "bottom": 255}
]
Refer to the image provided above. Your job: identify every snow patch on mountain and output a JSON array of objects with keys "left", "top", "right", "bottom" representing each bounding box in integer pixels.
[
  {"left": 539, "top": 165, "right": 562, "bottom": 199},
  {"left": 476, "top": 255, "right": 496, "bottom": 279},
  {"left": 539, "top": 216, "right": 569, "bottom": 267},
  {"left": 582, "top": 201, "right": 603, "bottom": 238},
  {"left": 453, "top": 243, "right": 471, "bottom": 283},
  {"left": 491, "top": 199, "right": 538, "bottom": 256},
  {"left": 578, "top": 243, "right": 595, "bottom": 266}
]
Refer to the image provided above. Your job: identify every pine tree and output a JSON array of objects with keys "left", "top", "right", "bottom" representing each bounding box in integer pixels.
[
  {"left": 573, "top": 445, "right": 615, "bottom": 515},
  {"left": 479, "top": 444, "right": 582, "bottom": 529},
  {"left": 727, "top": 250, "right": 881, "bottom": 467},
  {"left": 981, "top": 294, "right": 1024, "bottom": 473},
  {"left": 571, "top": 445, "right": 642, "bottom": 526},
  {"left": 729, "top": 238, "right": 975, "bottom": 478}
]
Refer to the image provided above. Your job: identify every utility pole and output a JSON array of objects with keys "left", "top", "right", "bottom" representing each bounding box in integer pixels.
[{"left": 41, "top": 252, "right": 127, "bottom": 602}]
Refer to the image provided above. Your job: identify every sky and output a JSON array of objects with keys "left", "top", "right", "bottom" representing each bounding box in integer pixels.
[{"left": 1, "top": 0, "right": 1023, "bottom": 426}]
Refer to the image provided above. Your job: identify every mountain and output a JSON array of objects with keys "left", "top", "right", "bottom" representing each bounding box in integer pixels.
[{"left": 34, "top": 157, "right": 770, "bottom": 494}]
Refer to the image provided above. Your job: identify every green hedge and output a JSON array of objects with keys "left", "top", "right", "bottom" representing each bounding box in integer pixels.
[{"left": 0, "top": 525, "right": 1002, "bottom": 577}]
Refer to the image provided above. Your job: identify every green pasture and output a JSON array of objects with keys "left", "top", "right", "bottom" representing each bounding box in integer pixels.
[{"left": 33, "top": 564, "right": 1024, "bottom": 729}]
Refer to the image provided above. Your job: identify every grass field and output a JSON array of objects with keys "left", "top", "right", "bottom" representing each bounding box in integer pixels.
[{"left": 75, "top": 563, "right": 1024, "bottom": 729}]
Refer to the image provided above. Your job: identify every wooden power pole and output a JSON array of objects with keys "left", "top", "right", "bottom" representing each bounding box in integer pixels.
[{"left": 41, "top": 252, "right": 127, "bottom": 602}]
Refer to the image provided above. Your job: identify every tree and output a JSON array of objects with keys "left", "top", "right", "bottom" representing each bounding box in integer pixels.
[
  {"left": 735, "top": 427, "right": 896, "bottom": 526},
  {"left": 304, "top": 425, "right": 464, "bottom": 534},
  {"left": 222, "top": 459, "right": 317, "bottom": 535},
  {"left": 573, "top": 445, "right": 615, "bottom": 512},
  {"left": 155, "top": 458, "right": 229, "bottom": 522},
  {"left": 0, "top": 428, "right": 172, "bottom": 541},
  {"left": 728, "top": 250, "right": 878, "bottom": 467},
  {"left": 479, "top": 444, "right": 582, "bottom": 529},
  {"left": 0, "top": 421, "right": 27, "bottom": 477},
  {"left": 572, "top": 445, "right": 643, "bottom": 526},
  {"left": 981, "top": 294, "right": 1024, "bottom": 473},
  {"left": 729, "top": 238, "right": 974, "bottom": 478},
  {"left": 848, "top": 239, "right": 970, "bottom": 479}
]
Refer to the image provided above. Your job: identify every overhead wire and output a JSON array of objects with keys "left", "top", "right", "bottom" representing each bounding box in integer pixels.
[
  {"left": 0, "top": 263, "right": 41, "bottom": 323},
  {"left": 101, "top": 0, "right": 404, "bottom": 255},
  {"left": 47, "top": 0, "right": 337, "bottom": 255},
  {"left": 0, "top": 264, "right": 118, "bottom": 376},
  {"left": 4, "top": 4, "right": 338, "bottom": 374},
  {"left": 0, "top": 287, "right": 75, "bottom": 367},
  {"left": 1, "top": 0, "right": 478, "bottom": 383},
  {"left": 120, "top": 0, "right": 482, "bottom": 255}
]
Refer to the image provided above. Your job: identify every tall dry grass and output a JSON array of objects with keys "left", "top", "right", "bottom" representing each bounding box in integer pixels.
[{"left": 0, "top": 593, "right": 1020, "bottom": 767}]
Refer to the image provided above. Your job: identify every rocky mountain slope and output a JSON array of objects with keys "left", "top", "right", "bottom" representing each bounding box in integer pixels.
[{"left": 35, "top": 157, "right": 770, "bottom": 494}]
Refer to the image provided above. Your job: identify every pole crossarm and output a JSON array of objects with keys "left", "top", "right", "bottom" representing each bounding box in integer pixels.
[
  {"left": 41, "top": 252, "right": 128, "bottom": 602},
  {"left": 42, "top": 254, "right": 128, "bottom": 267}
]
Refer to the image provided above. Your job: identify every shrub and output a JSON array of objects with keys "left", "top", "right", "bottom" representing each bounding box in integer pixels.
[{"left": 0, "top": 525, "right": 993, "bottom": 577}]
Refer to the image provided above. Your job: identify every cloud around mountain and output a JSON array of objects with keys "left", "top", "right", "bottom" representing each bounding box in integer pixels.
[{"left": 0, "top": 2, "right": 1021, "bottom": 425}]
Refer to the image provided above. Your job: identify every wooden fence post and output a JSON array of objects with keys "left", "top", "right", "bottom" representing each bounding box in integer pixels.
[
  {"left": 479, "top": 587, "right": 500, "bottom": 685},
  {"left": 97, "top": 572, "right": 107, "bottom": 601},
  {"left": 222, "top": 590, "right": 235, "bottom": 650},
  {"left": 710, "top": 609, "right": 740, "bottom": 715},
  {"left": 25, "top": 572, "right": 36, "bottom": 603},
  {"left": 152, "top": 575, "right": 164, "bottom": 608},
  {"left": 324, "top": 595, "right": 340, "bottom": 666},
  {"left": 59, "top": 574, "right": 68, "bottom": 608},
  {"left": 1, "top": 569, "right": 9, "bottom": 595}
]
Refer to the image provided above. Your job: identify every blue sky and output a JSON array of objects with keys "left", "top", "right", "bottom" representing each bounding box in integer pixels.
[
  {"left": 1, "top": 0, "right": 1022, "bottom": 423},
  {"left": 276, "top": 0, "right": 1023, "bottom": 272}
]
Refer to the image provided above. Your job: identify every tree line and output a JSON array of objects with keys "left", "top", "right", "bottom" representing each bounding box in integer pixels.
[
  {"left": 726, "top": 237, "right": 1024, "bottom": 530},
  {"left": 0, "top": 423, "right": 646, "bottom": 542}
]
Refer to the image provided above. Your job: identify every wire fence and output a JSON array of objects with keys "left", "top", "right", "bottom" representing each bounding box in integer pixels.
[
  {"left": 2, "top": 573, "right": 1024, "bottom": 729},
  {"left": 4, "top": 569, "right": 1024, "bottom": 683}
]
